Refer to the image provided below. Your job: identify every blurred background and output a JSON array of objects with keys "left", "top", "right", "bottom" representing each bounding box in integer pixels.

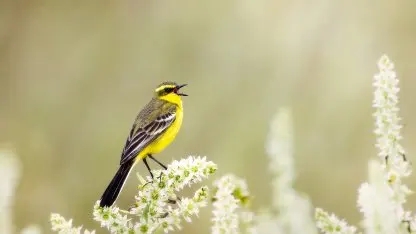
[{"left": 2, "top": 0, "right": 416, "bottom": 233}]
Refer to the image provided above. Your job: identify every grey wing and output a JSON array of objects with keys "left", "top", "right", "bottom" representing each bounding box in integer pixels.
[{"left": 119, "top": 111, "right": 176, "bottom": 165}]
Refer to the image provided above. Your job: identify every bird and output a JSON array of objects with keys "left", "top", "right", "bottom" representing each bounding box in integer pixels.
[{"left": 99, "top": 81, "right": 188, "bottom": 207}]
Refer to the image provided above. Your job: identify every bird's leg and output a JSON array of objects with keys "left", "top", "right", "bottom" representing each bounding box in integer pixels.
[
  {"left": 148, "top": 154, "right": 167, "bottom": 183},
  {"left": 148, "top": 155, "right": 167, "bottom": 170},
  {"left": 143, "top": 157, "right": 154, "bottom": 179}
]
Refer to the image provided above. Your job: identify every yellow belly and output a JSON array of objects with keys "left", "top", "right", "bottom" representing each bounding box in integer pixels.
[{"left": 139, "top": 106, "right": 183, "bottom": 158}]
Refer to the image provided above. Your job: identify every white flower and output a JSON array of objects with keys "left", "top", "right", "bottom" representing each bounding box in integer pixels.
[
  {"left": 92, "top": 156, "right": 216, "bottom": 234},
  {"left": 93, "top": 202, "right": 133, "bottom": 233},
  {"left": 358, "top": 182, "right": 399, "bottom": 234},
  {"left": 357, "top": 160, "right": 403, "bottom": 234},
  {"left": 357, "top": 54, "right": 413, "bottom": 234},
  {"left": 317, "top": 54, "right": 413, "bottom": 234},
  {"left": 373, "top": 55, "right": 409, "bottom": 175},
  {"left": 315, "top": 208, "right": 357, "bottom": 234},
  {"left": 50, "top": 213, "right": 95, "bottom": 234},
  {"left": 211, "top": 174, "right": 253, "bottom": 234},
  {"left": 20, "top": 225, "right": 42, "bottom": 234},
  {"left": 266, "top": 108, "right": 294, "bottom": 191},
  {"left": 262, "top": 108, "right": 317, "bottom": 234},
  {"left": 239, "top": 211, "right": 258, "bottom": 234},
  {"left": 0, "top": 147, "right": 20, "bottom": 234},
  {"left": 212, "top": 175, "right": 240, "bottom": 234}
]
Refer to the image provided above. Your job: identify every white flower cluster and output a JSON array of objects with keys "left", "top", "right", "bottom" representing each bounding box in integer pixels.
[
  {"left": 92, "top": 203, "right": 132, "bottom": 233},
  {"left": 266, "top": 108, "right": 294, "bottom": 189},
  {"left": 93, "top": 156, "right": 216, "bottom": 233},
  {"left": 372, "top": 55, "right": 411, "bottom": 196},
  {"left": 316, "top": 54, "right": 415, "bottom": 234},
  {"left": 0, "top": 148, "right": 20, "bottom": 234},
  {"left": 358, "top": 160, "right": 402, "bottom": 234},
  {"left": 20, "top": 225, "right": 42, "bottom": 234},
  {"left": 211, "top": 174, "right": 253, "bottom": 234},
  {"left": 373, "top": 55, "right": 408, "bottom": 170},
  {"left": 315, "top": 208, "right": 357, "bottom": 234},
  {"left": 357, "top": 54, "right": 413, "bottom": 234},
  {"left": 259, "top": 108, "right": 317, "bottom": 234},
  {"left": 0, "top": 147, "right": 42, "bottom": 234},
  {"left": 50, "top": 213, "right": 95, "bottom": 234}
]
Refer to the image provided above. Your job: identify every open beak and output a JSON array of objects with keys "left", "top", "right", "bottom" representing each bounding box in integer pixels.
[{"left": 176, "top": 84, "right": 188, "bottom": 96}]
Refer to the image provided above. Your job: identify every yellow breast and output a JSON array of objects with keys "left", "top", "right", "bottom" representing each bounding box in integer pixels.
[{"left": 142, "top": 105, "right": 183, "bottom": 156}]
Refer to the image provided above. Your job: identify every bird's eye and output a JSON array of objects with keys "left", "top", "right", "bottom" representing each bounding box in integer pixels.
[{"left": 164, "top": 87, "right": 175, "bottom": 93}]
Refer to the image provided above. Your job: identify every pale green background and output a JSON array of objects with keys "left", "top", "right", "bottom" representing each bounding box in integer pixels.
[{"left": 2, "top": 0, "right": 416, "bottom": 233}]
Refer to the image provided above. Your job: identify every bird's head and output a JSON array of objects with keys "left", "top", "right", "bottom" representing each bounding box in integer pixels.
[{"left": 154, "top": 81, "right": 188, "bottom": 105}]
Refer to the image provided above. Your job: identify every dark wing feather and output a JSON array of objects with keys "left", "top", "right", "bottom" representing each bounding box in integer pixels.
[{"left": 119, "top": 111, "right": 176, "bottom": 165}]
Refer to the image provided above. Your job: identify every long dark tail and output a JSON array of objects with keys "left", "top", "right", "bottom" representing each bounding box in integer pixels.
[{"left": 99, "top": 160, "right": 134, "bottom": 207}]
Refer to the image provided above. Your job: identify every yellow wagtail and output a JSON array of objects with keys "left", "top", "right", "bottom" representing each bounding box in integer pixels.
[{"left": 99, "top": 81, "right": 187, "bottom": 207}]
